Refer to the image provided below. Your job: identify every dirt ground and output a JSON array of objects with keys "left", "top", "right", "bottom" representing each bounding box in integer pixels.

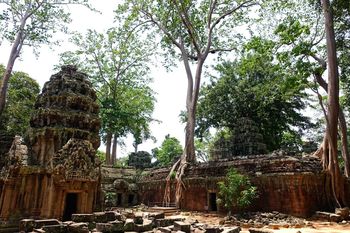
[{"left": 175, "top": 212, "right": 350, "bottom": 233}]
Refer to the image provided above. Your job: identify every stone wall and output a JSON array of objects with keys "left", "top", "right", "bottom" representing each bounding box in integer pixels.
[{"left": 138, "top": 154, "right": 334, "bottom": 217}]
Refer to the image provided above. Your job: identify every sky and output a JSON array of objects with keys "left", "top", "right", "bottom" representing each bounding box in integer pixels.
[{"left": 0, "top": 0, "right": 191, "bottom": 157}]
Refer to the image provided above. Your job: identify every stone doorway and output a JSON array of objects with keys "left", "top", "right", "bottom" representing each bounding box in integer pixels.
[
  {"left": 117, "top": 193, "right": 122, "bottom": 206},
  {"left": 63, "top": 193, "right": 78, "bottom": 221},
  {"left": 208, "top": 192, "right": 217, "bottom": 211},
  {"left": 128, "top": 194, "right": 134, "bottom": 206}
]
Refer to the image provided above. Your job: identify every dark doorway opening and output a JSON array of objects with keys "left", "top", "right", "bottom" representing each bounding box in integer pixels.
[
  {"left": 128, "top": 194, "right": 134, "bottom": 206},
  {"left": 209, "top": 192, "right": 217, "bottom": 211},
  {"left": 117, "top": 193, "right": 122, "bottom": 206},
  {"left": 63, "top": 193, "right": 78, "bottom": 221}
]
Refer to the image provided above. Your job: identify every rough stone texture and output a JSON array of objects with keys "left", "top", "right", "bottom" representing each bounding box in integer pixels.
[
  {"left": 139, "top": 154, "right": 334, "bottom": 217},
  {"left": 19, "top": 218, "right": 35, "bottom": 232},
  {"left": 0, "top": 66, "right": 101, "bottom": 221},
  {"left": 174, "top": 221, "right": 190, "bottom": 233},
  {"left": 67, "top": 222, "right": 89, "bottom": 233},
  {"left": 124, "top": 218, "right": 135, "bottom": 231},
  {"left": 29, "top": 65, "right": 100, "bottom": 166},
  {"left": 42, "top": 224, "right": 67, "bottom": 233},
  {"left": 221, "top": 227, "right": 240, "bottom": 233},
  {"left": 248, "top": 228, "right": 273, "bottom": 233},
  {"left": 72, "top": 214, "right": 94, "bottom": 223}
]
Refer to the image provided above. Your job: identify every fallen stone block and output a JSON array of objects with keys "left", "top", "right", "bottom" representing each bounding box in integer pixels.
[
  {"left": 42, "top": 224, "right": 67, "bottom": 233},
  {"left": 330, "top": 214, "right": 341, "bottom": 222},
  {"left": 155, "top": 218, "right": 185, "bottom": 227},
  {"left": 72, "top": 214, "right": 94, "bottom": 223},
  {"left": 96, "top": 223, "right": 113, "bottom": 233},
  {"left": 335, "top": 207, "right": 350, "bottom": 220},
  {"left": 135, "top": 219, "right": 153, "bottom": 232},
  {"left": 34, "top": 219, "right": 61, "bottom": 229},
  {"left": 67, "top": 223, "right": 89, "bottom": 233},
  {"left": 94, "top": 212, "right": 108, "bottom": 223},
  {"left": 149, "top": 212, "right": 165, "bottom": 220},
  {"left": 110, "top": 220, "right": 124, "bottom": 232},
  {"left": 134, "top": 212, "right": 144, "bottom": 224},
  {"left": 248, "top": 228, "right": 273, "bottom": 233},
  {"left": 19, "top": 218, "right": 35, "bottom": 232},
  {"left": 313, "top": 211, "right": 331, "bottom": 221},
  {"left": 158, "top": 227, "right": 172, "bottom": 233},
  {"left": 124, "top": 219, "right": 136, "bottom": 232},
  {"left": 204, "top": 225, "right": 223, "bottom": 233},
  {"left": 34, "top": 229, "right": 46, "bottom": 233},
  {"left": 221, "top": 227, "right": 241, "bottom": 233},
  {"left": 174, "top": 221, "right": 190, "bottom": 233},
  {"left": 105, "top": 211, "right": 118, "bottom": 222}
]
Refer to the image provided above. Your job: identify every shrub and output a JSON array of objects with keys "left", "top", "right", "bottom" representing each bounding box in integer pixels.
[{"left": 217, "top": 168, "right": 258, "bottom": 214}]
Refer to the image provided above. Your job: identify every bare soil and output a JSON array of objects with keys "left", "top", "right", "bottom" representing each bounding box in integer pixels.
[{"left": 174, "top": 211, "right": 350, "bottom": 233}]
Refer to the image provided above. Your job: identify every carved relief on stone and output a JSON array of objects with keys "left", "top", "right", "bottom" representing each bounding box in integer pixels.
[
  {"left": 52, "top": 138, "right": 100, "bottom": 181},
  {"left": 0, "top": 135, "right": 28, "bottom": 179}
]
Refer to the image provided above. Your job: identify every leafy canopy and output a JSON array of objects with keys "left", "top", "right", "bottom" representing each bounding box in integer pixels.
[
  {"left": 0, "top": 64, "right": 40, "bottom": 136},
  {"left": 196, "top": 37, "right": 311, "bottom": 151},
  {"left": 152, "top": 134, "right": 183, "bottom": 166}
]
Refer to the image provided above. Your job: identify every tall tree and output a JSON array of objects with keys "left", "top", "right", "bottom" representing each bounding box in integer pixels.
[
  {"left": 0, "top": 0, "right": 93, "bottom": 115},
  {"left": 196, "top": 38, "right": 310, "bottom": 152},
  {"left": 59, "top": 25, "right": 155, "bottom": 165},
  {"left": 117, "top": 0, "right": 259, "bottom": 207},
  {"left": 0, "top": 64, "right": 40, "bottom": 158}
]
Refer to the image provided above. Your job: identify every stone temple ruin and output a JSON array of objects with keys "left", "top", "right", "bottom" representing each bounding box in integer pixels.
[
  {"left": 0, "top": 65, "right": 101, "bottom": 221},
  {"left": 1, "top": 66, "right": 350, "bottom": 232}
]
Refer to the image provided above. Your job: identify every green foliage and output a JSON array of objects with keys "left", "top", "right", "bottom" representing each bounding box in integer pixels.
[
  {"left": 0, "top": 0, "right": 94, "bottom": 54},
  {"left": 196, "top": 38, "right": 311, "bottom": 152},
  {"left": 58, "top": 25, "right": 156, "bottom": 148},
  {"left": 128, "top": 151, "right": 152, "bottom": 169},
  {"left": 217, "top": 168, "right": 258, "bottom": 212},
  {"left": 152, "top": 134, "right": 183, "bottom": 166},
  {"left": 96, "top": 150, "right": 106, "bottom": 163},
  {"left": 0, "top": 64, "right": 40, "bottom": 136}
]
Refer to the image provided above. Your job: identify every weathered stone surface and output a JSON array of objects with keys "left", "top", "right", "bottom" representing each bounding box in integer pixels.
[
  {"left": 155, "top": 218, "right": 185, "bottom": 227},
  {"left": 34, "top": 219, "right": 61, "bottom": 229},
  {"left": 72, "top": 214, "right": 94, "bottom": 223},
  {"left": 105, "top": 211, "right": 118, "bottom": 222},
  {"left": 67, "top": 222, "right": 89, "bottom": 233},
  {"left": 248, "top": 228, "right": 273, "bottom": 233},
  {"left": 110, "top": 220, "right": 124, "bottom": 232},
  {"left": 330, "top": 214, "right": 342, "bottom": 222},
  {"left": 158, "top": 227, "right": 172, "bottom": 233},
  {"left": 335, "top": 207, "right": 350, "bottom": 220},
  {"left": 221, "top": 227, "right": 240, "bottom": 233},
  {"left": 174, "top": 221, "right": 190, "bottom": 233},
  {"left": 124, "top": 219, "right": 135, "bottom": 231},
  {"left": 96, "top": 223, "right": 113, "bottom": 233},
  {"left": 149, "top": 212, "right": 165, "bottom": 220},
  {"left": 19, "top": 219, "right": 35, "bottom": 232},
  {"left": 134, "top": 212, "right": 144, "bottom": 224},
  {"left": 313, "top": 211, "right": 331, "bottom": 221},
  {"left": 94, "top": 212, "right": 108, "bottom": 223},
  {"left": 0, "top": 66, "right": 101, "bottom": 221},
  {"left": 42, "top": 224, "right": 67, "bottom": 233},
  {"left": 204, "top": 225, "right": 223, "bottom": 233},
  {"left": 135, "top": 219, "right": 153, "bottom": 232}
]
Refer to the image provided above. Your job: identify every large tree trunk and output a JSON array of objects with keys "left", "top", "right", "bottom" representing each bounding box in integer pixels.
[
  {"left": 314, "top": 72, "right": 350, "bottom": 177},
  {"left": 111, "top": 134, "right": 117, "bottom": 165},
  {"left": 105, "top": 132, "right": 112, "bottom": 165},
  {"left": 0, "top": 23, "right": 26, "bottom": 115},
  {"left": 321, "top": 0, "right": 345, "bottom": 207}
]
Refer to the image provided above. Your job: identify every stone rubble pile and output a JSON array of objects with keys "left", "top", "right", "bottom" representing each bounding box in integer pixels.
[{"left": 19, "top": 210, "right": 240, "bottom": 233}]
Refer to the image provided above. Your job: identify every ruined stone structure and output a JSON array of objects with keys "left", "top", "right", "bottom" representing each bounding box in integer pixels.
[
  {"left": 101, "top": 166, "right": 138, "bottom": 208},
  {"left": 0, "top": 65, "right": 101, "bottom": 221},
  {"left": 138, "top": 152, "right": 340, "bottom": 217}
]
